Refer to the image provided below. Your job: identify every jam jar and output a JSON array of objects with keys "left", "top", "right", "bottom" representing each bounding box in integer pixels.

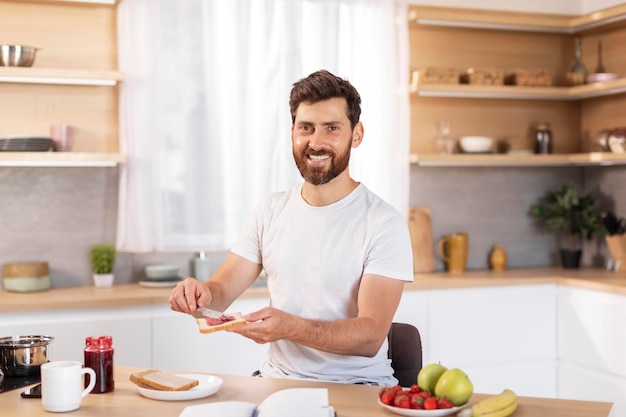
[{"left": 84, "top": 336, "right": 114, "bottom": 393}]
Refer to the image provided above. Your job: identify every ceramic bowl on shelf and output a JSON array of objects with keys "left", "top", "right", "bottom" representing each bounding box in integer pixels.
[
  {"left": 145, "top": 264, "right": 180, "bottom": 280},
  {"left": 586, "top": 73, "right": 622, "bottom": 84},
  {"left": 459, "top": 136, "right": 493, "bottom": 153}
]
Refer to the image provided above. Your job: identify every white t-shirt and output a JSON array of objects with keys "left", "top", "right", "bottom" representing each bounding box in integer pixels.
[{"left": 231, "top": 183, "right": 414, "bottom": 385}]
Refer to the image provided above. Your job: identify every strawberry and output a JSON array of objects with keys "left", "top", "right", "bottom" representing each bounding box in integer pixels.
[
  {"left": 437, "top": 397, "right": 454, "bottom": 409},
  {"left": 410, "top": 393, "right": 425, "bottom": 409},
  {"left": 423, "top": 396, "right": 438, "bottom": 410},
  {"left": 390, "top": 385, "right": 403, "bottom": 393},
  {"left": 380, "top": 390, "right": 396, "bottom": 405},
  {"left": 408, "top": 384, "right": 421, "bottom": 394},
  {"left": 393, "top": 393, "right": 411, "bottom": 409}
]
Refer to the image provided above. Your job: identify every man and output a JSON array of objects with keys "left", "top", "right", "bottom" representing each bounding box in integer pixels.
[{"left": 169, "top": 70, "right": 413, "bottom": 385}]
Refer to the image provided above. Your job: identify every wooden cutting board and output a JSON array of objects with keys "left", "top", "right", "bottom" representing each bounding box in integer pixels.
[{"left": 408, "top": 206, "right": 435, "bottom": 273}]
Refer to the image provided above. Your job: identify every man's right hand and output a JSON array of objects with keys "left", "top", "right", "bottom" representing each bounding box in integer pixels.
[{"left": 168, "top": 277, "right": 213, "bottom": 314}]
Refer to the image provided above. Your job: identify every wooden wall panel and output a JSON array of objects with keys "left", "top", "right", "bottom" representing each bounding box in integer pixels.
[
  {"left": 0, "top": 83, "right": 119, "bottom": 152},
  {"left": 0, "top": 0, "right": 118, "bottom": 153},
  {"left": 409, "top": 9, "right": 626, "bottom": 157},
  {"left": 0, "top": 1, "right": 117, "bottom": 70},
  {"left": 410, "top": 96, "right": 581, "bottom": 154}
]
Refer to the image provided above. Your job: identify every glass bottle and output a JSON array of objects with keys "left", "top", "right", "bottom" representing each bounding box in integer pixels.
[
  {"left": 192, "top": 251, "right": 212, "bottom": 282},
  {"left": 433, "top": 121, "right": 455, "bottom": 154},
  {"left": 567, "top": 38, "right": 587, "bottom": 85},
  {"left": 84, "top": 336, "right": 114, "bottom": 393},
  {"left": 570, "top": 38, "right": 587, "bottom": 74}
]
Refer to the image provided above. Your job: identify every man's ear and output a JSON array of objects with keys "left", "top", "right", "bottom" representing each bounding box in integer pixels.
[{"left": 351, "top": 121, "right": 364, "bottom": 148}]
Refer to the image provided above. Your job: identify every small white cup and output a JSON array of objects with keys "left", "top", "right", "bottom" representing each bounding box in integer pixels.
[{"left": 41, "top": 360, "right": 96, "bottom": 413}]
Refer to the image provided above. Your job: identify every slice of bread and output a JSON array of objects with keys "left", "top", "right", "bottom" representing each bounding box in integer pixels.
[
  {"left": 196, "top": 311, "right": 247, "bottom": 334},
  {"left": 129, "top": 369, "right": 199, "bottom": 391}
]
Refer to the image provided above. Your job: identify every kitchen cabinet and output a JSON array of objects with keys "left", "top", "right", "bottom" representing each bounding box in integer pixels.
[
  {"left": 0, "top": 0, "right": 123, "bottom": 167},
  {"left": 395, "top": 284, "right": 558, "bottom": 398},
  {"left": 151, "top": 298, "right": 270, "bottom": 376},
  {"left": 408, "top": 4, "right": 626, "bottom": 167},
  {"left": 0, "top": 306, "right": 152, "bottom": 368},
  {"left": 558, "top": 286, "right": 626, "bottom": 416}
]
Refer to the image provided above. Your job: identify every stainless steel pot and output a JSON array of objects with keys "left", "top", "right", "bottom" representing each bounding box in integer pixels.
[
  {"left": 0, "top": 335, "right": 54, "bottom": 377},
  {"left": 0, "top": 45, "right": 39, "bottom": 67}
]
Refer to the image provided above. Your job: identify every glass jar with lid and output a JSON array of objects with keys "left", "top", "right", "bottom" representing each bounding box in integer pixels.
[{"left": 532, "top": 122, "right": 553, "bottom": 154}]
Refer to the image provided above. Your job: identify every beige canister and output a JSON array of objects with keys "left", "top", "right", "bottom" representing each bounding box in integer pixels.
[{"left": 2, "top": 262, "right": 51, "bottom": 292}]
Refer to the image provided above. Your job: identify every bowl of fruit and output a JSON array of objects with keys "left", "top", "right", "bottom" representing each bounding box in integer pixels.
[{"left": 377, "top": 363, "right": 473, "bottom": 416}]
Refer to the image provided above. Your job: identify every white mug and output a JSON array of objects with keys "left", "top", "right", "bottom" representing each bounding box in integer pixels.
[{"left": 41, "top": 360, "right": 96, "bottom": 413}]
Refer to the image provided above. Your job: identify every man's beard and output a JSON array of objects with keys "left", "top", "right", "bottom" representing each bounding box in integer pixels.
[{"left": 293, "top": 141, "right": 352, "bottom": 185}]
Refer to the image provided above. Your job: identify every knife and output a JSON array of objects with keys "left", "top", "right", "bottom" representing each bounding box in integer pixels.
[{"left": 191, "top": 306, "right": 224, "bottom": 319}]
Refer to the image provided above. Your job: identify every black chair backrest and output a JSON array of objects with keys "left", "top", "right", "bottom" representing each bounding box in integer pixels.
[{"left": 387, "top": 322, "right": 423, "bottom": 387}]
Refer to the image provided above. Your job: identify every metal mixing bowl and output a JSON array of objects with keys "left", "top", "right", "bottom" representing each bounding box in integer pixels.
[
  {"left": 0, "top": 45, "right": 39, "bottom": 67},
  {"left": 0, "top": 335, "right": 54, "bottom": 377}
]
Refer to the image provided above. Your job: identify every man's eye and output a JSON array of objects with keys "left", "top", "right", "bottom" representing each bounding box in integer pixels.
[
  {"left": 328, "top": 125, "right": 338, "bottom": 131},
  {"left": 299, "top": 125, "right": 311, "bottom": 132}
]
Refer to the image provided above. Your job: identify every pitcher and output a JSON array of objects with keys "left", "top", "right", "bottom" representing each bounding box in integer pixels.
[{"left": 437, "top": 233, "right": 468, "bottom": 273}]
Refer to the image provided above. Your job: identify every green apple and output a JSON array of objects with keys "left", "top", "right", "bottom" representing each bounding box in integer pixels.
[
  {"left": 417, "top": 363, "right": 447, "bottom": 394},
  {"left": 434, "top": 368, "right": 474, "bottom": 406}
]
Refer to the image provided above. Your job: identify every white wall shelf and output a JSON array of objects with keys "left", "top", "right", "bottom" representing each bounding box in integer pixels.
[
  {"left": 408, "top": 4, "right": 626, "bottom": 34},
  {"left": 27, "top": 0, "right": 117, "bottom": 4},
  {"left": 0, "top": 67, "right": 123, "bottom": 86},
  {"left": 409, "top": 152, "right": 626, "bottom": 167},
  {"left": 0, "top": 152, "right": 126, "bottom": 167},
  {"left": 410, "top": 72, "right": 626, "bottom": 101}
]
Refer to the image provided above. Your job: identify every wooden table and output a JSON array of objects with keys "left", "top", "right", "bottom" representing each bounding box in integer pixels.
[{"left": 0, "top": 366, "right": 614, "bottom": 417}]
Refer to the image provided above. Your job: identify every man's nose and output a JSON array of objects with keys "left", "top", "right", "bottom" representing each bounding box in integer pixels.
[{"left": 308, "top": 130, "right": 325, "bottom": 150}]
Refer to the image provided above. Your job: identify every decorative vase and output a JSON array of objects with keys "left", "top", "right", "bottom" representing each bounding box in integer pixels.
[
  {"left": 93, "top": 273, "right": 114, "bottom": 288},
  {"left": 489, "top": 244, "right": 507, "bottom": 271},
  {"left": 560, "top": 249, "right": 582, "bottom": 269},
  {"left": 605, "top": 235, "right": 626, "bottom": 272},
  {"left": 566, "top": 38, "right": 587, "bottom": 86}
]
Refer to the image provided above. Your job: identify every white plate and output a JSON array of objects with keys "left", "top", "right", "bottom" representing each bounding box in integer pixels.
[
  {"left": 378, "top": 398, "right": 468, "bottom": 417},
  {"left": 137, "top": 374, "right": 223, "bottom": 401}
]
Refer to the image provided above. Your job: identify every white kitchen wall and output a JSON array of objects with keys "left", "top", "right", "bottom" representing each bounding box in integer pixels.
[{"left": 581, "top": 0, "right": 626, "bottom": 14}]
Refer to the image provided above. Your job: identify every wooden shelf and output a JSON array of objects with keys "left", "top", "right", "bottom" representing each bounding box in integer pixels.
[
  {"left": 410, "top": 73, "right": 626, "bottom": 100},
  {"left": 0, "top": 67, "right": 123, "bottom": 86},
  {"left": 409, "top": 152, "right": 626, "bottom": 167},
  {"left": 0, "top": 152, "right": 125, "bottom": 167},
  {"left": 409, "top": 4, "right": 626, "bottom": 34},
  {"left": 13, "top": 0, "right": 117, "bottom": 4}
]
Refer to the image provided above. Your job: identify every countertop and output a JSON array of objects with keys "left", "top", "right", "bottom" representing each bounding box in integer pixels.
[
  {"left": 1, "top": 267, "right": 625, "bottom": 314},
  {"left": 0, "top": 366, "right": 614, "bottom": 417}
]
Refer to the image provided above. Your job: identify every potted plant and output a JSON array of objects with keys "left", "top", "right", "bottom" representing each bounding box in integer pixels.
[
  {"left": 600, "top": 211, "right": 626, "bottom": 272},
  {"left": 529, "top": 185, "right": 603, "bottom": 269},
  {"left": 90, "top": 243, "right": 116, "bottom": 287}
]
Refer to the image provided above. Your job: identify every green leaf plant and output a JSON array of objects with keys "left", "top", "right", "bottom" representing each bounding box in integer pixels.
[
  {"left": 90, "top": 243, "right": 116, "bottom": 274},
  {"left": 529, "top": 185, "right": 604, "bottom": 251}
]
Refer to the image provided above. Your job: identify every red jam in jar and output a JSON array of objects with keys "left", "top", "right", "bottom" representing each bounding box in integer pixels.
[{"left": 84, "top": 335, "right": 115, "bottom": 393}]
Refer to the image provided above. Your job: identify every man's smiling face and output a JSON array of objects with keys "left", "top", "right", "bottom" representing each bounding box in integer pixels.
[{"left": 291, "top": 98, "right": 355, "bottom": 186}]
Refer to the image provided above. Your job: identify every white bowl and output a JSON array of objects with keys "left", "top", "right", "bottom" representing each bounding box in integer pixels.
[
  {"left": 460, "top": 136, "right": 493, "bottom": 153},
  {"left": 586, "top": 73, "right": 622, "bottom": 83},
  {"left": 145, "top": 264, "right": 180, "bottom": 279}
]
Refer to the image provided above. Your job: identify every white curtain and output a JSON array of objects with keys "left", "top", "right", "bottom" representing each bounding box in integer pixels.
[{"left": 116, "top": 0, "right": 410, "bottom": 252}]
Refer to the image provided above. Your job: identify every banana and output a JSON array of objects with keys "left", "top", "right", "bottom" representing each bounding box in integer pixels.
[{"left": 471, "top": 389, "right": 518, "bottom": 417}]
